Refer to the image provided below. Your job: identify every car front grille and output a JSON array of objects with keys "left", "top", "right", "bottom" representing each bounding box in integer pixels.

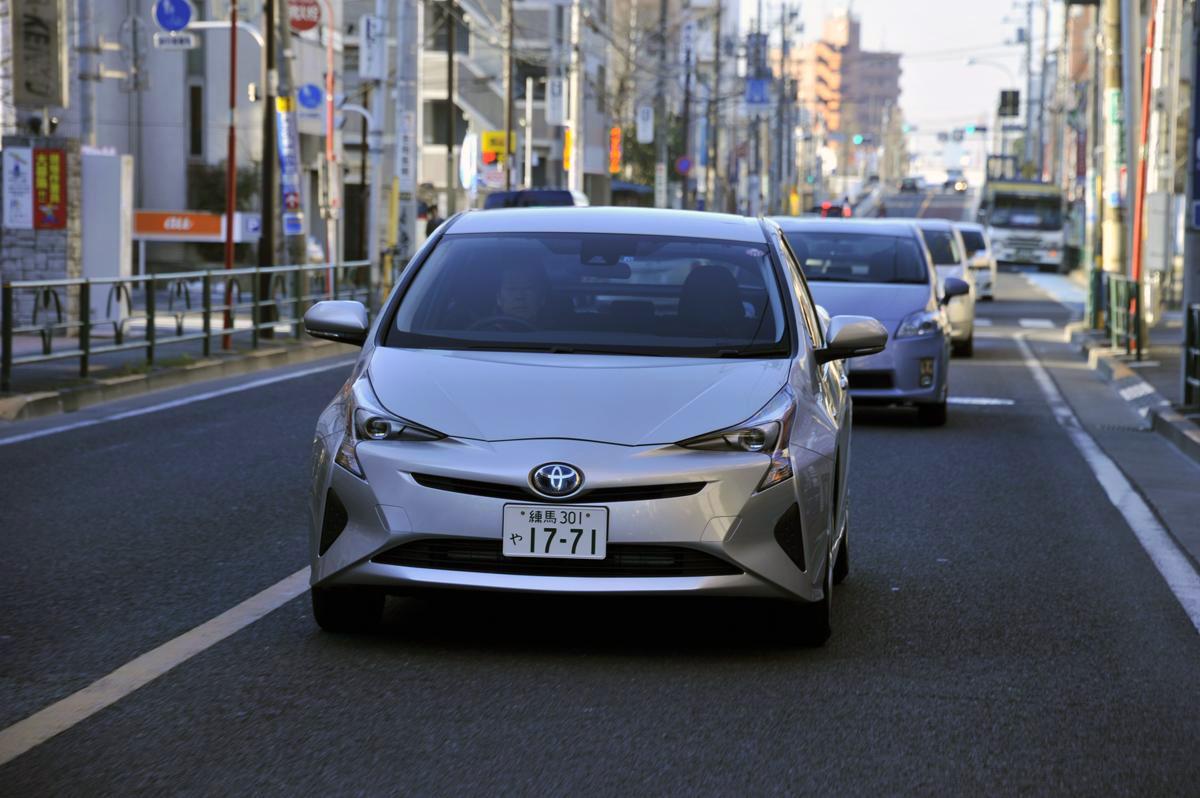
[
  {"left": 410, "top": 473, "right": 706, "bottom": 503},
  {"left": 373, "top": 538, "right": 742, "bottom": 577},
  {"left": 848, "top": 371, "right": 894, "bottom": 390}
]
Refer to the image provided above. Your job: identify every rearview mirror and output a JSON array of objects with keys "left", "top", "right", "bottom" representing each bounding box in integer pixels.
[
  {"left": 814, "top": 315, "right": 888, "bottom": 364},
  {"left": 303, "top": 300, "right": 370, "bottom": 346},
  {"left": 940, "top": 277, "right": 969, "bottom": 304}
]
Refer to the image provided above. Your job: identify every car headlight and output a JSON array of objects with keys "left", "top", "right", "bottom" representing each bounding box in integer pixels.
[
  {"left": 678, "top": 386, "right": 795, "bottom": 491},
  {"left": 895, "top": 309, "right": 942, "bottom": 339},
  {"left": 335, "top": 376, "right": 444, "bottom": 478}
]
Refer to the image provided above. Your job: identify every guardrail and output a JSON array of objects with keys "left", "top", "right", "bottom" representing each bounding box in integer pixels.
[
  {"left": 1106, "top": 274, "right": 1142, "bottom": 360},
  {"left": 1186, "top": 303, "right": 1200, "bottom": 407},
  {"left": 1, "top": 261, "right": 371, "bottom": 392}
]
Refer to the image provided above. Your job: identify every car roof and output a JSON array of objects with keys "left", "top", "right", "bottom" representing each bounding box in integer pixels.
[
  {"left": 894, "top": 216, "right": 957, "bottom": 231},
  {"left": 768, "top": 217, "right": 921, "bottom": 237},
  {"left": 449, "top": 207, "right": 767, "bottom": 242},
  {"left": 954, "top": 221, "right": 984, "bottom": 232}
]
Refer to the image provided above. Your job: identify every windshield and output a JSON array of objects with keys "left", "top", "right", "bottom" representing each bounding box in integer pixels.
[
  {"left": 386, "top": 232, "right": 789, "bottom": 358},
  {"left": 920, "top": 229, "right": 963, "bottom": 265},
  {"left": 959, "top": 229, "right": 986, "bottom": 255},
  {"left": 783, "top": 232, "right": 930, "bottom": 284},
  {"left": 990, "top": 198, "right": 1063, "bottom": 230}
]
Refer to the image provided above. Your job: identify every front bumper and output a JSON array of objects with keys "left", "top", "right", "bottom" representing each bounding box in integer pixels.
[
  {"left": 970, "top": 266, "right": 995, "bottom": 297},
  {"left": 309, "top": 436, "right": 836, "bottom": 603},
  {"left": 844, "top": 332, "right": 949, "bottom": 406}
]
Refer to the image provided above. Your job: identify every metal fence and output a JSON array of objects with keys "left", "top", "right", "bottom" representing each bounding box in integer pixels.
[
  {"left": 1106, "top": 274, "right": 1142, "bottom": 359},
  {"left": 1, "top": 261, "right": 371, "bottom": 391},
  {"left": 1186, "top": 303, "right": 1200, "bottom": 408}
]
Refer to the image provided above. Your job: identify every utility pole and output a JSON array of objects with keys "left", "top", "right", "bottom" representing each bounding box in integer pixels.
[
  {"left": 76, "top": 0, "right": 96, "bottom": 146},
  {"left": 503, "top": 0, "right": 515, "bottom": 190},
  {"left": 524, "top": 75, "right": 535, "bottom": 188},
  {"left": 1120, "top": 0, "right": 1141, "bottom": 278},
  {"left": 258, "top": 0, "right": 278, "bottom": 274},
  {"left": 681, "top": 39, "right": 693, "bottom": 209},
  {"left": 655, "top": 0, "right": 668, "bottom": 208},
  {"left": 708, "top": 0, "right": 722, "bottom": 212},
  {"left": 1183, "top": 0, "right": 1200, "bottom": 405},
  {"left": 394, "top": 0, "right": 421, "bottom": 283},
  {"left": 1024, "top": 0, "right": 1035, "bottom": 172},
  {"left": 567, "top": 0, "right": 585, "bottom": 194},
  {"left": 365, "top": 0, "right": 392, "bottom": 305},
  {"left": 1100, "top": 0, "right": 1124, "bottom": 277},
  {"left": 445, "top": 2, "right": 457, "bottom": 214},
  {"left": 1037, "top": 0, "right": 1050, "bottom": 178}
]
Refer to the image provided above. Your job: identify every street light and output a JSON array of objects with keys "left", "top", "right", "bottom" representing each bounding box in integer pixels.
[{"left": 965, "top": 57, "right": 1017, "bottom": 86}]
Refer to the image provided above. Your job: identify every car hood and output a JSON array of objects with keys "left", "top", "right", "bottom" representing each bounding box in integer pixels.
[
  {"left": 808, "top": 282, "right": 932, "bottom": 326},
  {"left": 367, "top": 347, "right": 791, "bottom": 445}
]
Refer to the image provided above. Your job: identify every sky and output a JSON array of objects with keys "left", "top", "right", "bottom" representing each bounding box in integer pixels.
[{"left": 741, "top": 0, "right": 1061, "bottom": 172}]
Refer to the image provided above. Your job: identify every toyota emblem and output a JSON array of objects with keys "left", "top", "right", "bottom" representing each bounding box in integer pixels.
[{"left": 531, "top": 463, "right": 583, "bottom": 498}]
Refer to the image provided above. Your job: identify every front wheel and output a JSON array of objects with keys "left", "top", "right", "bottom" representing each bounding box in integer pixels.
[
  {"left": 952, "top": 336, "right": 974, "bottom": 357},
  {"left": 833, "top": 518, "right": 850, "bottom": 585},
  {"left": 796, "top": 547, "right": 833, "bottom": 646},
  {"left": 312, "top": 586, "right": 384, "bottom": 633},
  {"left": 917, "top": 400, "right": 948, "bottom": 426}
]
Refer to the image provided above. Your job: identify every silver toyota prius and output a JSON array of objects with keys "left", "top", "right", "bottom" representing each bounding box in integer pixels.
[{"left": 302, "top": 208, "right": 887, "bottom": 644}]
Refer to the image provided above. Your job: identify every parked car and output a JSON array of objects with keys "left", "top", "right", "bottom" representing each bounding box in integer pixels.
[
  {"left": 943, "top": 178, "right": 968, "bottom": 193},
  {"left": 899, "top": 177, "right": 923, "bottom": 193},
  {"left": 907, "top": 218, "right": 976, "bottom": 356},
  {"left": 483, "top": 188, "right": 590, "bottom": 209},
  {"left": 771, "top": 217, "right": 969, "bottom": 426},
  {"left": 954, "top": 221, "right": 997, "bottom": 301},
  {"left": 809, "top": 200, "right": 853, "bottom": 218},
  {"left": 302, "top": 207, "right": 888, "bottom": 645}
]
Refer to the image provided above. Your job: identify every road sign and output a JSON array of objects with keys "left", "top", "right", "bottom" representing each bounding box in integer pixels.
[
  {"left": 636, "top": 105, "right": 654, "bottom": 144},
  {"left": 288, "top": 0, "right": 321, "bottom": 33},
  {"left": 153, "top": 0, "right": 193, "bottom": 32},
  {"left": 459, "top": 132, "right": 479, "bottom": 189},
  {"left": 745, "top": 78, "right": 770, "bottom": 109},
  {"left": 675, "top": 156, "right": 691, "bottom": 176},
  {"left": 998, "top": 89, "right": 1020, "bottom": 117},
  {"left": 153, "top": 30, "right": 198, "bottom": 50},
  {"left": 481, "top": 130, "right": 514, "bottom": 164},
  {"left": 546, "top": 78, "right": 566, "bottom": 126},
  {"left": 297, "top": 84, "right": 323, "bottom": 110},
  {"left": 359, "top": 14, "right": 386, "bottom": 80},
  {"left": 655, "top": 163, "right": 667, "bottom": 208}
]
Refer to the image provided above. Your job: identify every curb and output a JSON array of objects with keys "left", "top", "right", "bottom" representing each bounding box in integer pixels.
[
  {"left": 0, "top": 339, "right": 356, "bottom": 423},
  {"left": 1071, "top": 328, "right": 1200, "bottom": 466}
]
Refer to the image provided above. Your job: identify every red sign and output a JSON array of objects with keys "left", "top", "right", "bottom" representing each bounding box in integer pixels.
[
  {"left": 33, "top": 148, "right": 66, "bottom": 229},
  {"left": 288, "top": 0, "right": 321, "bottom": 33}
]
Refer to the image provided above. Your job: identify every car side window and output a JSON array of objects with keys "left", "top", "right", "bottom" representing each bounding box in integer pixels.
[{"left": 775, "top": 232, "right": 825, "bottom": 349}]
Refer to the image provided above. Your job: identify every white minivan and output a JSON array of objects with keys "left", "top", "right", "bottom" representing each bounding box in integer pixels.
[{"left": 955, "top": 222, "right": 998, "bottom": 301}]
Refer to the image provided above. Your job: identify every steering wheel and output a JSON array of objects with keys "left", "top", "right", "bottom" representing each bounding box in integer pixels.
[{"left": 467, "top": 314, "right": 538, "bottom": 332}]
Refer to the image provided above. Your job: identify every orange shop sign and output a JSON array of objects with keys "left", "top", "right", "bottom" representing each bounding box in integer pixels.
[{"left": 134, "top": 210, "right": 225, "bottom": 242}]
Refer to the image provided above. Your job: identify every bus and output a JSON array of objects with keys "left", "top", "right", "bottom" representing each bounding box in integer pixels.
[{"left": 977, "top": 180, "right": 1065, "bottom": 273}]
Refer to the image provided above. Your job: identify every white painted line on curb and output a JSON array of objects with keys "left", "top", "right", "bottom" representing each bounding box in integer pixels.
[
  {"left": 0, "top": 568, "right": 310, "bottom": 767},
  {"left": 1016, "top": 335, "right": 1200, "bottom": 635},
  {"left": 0, "top": 359, "right": 354, "bottom": 448},
  {"left": 974, "top": 318, "right": 993, "bottom": 326},
  {"left": 947, "top": 397, "right": 1016, "bottom": 406},
  {"left": 1119, "top": 383, "right": 1156, "bottom": 401},
  {"left": 1018, "top": 318, "right": 1056, "bottom": 329}
]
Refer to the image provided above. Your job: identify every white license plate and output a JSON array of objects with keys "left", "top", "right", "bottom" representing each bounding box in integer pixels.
[{"left": 502, "top": 505, "right": 608, "bottom": 559}]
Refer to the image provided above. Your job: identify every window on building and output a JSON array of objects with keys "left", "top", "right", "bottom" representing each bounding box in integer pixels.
[
  {"left": 188, "top": 82, "right": 204, "bottom": 159},
  {"left": 423, "top": 99, "right": 468, "bottom": 146},
  {"left": 426, "top": 3, "right": 469, "bottom": 53}
]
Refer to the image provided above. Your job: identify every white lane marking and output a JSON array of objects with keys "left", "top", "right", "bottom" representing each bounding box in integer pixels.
[
  {"left": 1119, "top": 382, "right": 1157, "bottom": 401},
  {"left": 975, "top": 318, "right": 993, "bottom": 327},
  {"left": 0, "top": 358, "right": 354, "bottom": 448},
  {"left": 1016, "top": 335, "right": 1200, "bottom": 634},
  {"left": 0, "top": 567, "right": 310, "bottom": 767},
  {"left": 1020, "top": 272, "right": 1088, "bottom": 311},
  {"left": 1018, "top": 318, "right": 1056, "bottom": 329},
  {"left": 947, "top": 397, "right": 1016, "bottom": 406}
]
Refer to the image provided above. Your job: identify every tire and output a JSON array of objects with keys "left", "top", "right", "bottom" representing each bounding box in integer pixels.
[
  {"left": 311, "top": 586, "right": 384, "bottom": 633},
  {"left": 832, "top": 518, "right": 850, "bottom": 585},
  {"left": 797, "top": 545, "right": 833, "bottom": 646},
  {"left": 917, "top": 400, "right": 948, "bottom": 426},
  {"left": 952, "top": 336, "right": 974, "bottom": 357}
]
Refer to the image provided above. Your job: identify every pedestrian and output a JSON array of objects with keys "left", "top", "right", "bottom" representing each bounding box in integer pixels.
[{"left": 425, "top": 204, "right": 444, "bottom": 238}]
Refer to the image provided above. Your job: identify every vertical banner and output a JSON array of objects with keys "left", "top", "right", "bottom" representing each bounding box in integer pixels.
[
  {"left": 608, "top": 127, "right": 622, "bottom": 174},
  {"left": 635, "top": 105, "right": 654, "bottom": 145},
  {"left": 32, "top": 148, "right": 66, "bottom": 229},
  {"left": 11, "top": 0, "right": 68, "bottom": 108},
  {"left": 3, "top": 148, "right": 35, "bottom": 229},
  {"left": 396, "top": 110, "right": 417, "bottom": 194},
  {"left": 275, "top": 96, "right": 305, "bottom": 236},
  {"left": 545, "top": 78, "right": 566, "bottom": 126},
  {"left": 563, "top": 128, "right": 572, "bottom": 172}
]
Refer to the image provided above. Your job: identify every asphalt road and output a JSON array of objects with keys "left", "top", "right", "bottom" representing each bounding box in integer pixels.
[
  {"left": 878, "top": 187, "right": 973, "bottom": 221},
  {"left": 3, "top": 274, "right": 1200, "bottom": 794}
]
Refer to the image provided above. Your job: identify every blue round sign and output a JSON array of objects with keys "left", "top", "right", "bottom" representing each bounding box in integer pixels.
[
  {"left": 675, "top": 156, "right": 692, "bottom": 176},
  {"left": 297, "top": 84, "right": 324, "bottom": 110},
  {"left": 153, "top": 0, "right": 193, "bottom": 32}
]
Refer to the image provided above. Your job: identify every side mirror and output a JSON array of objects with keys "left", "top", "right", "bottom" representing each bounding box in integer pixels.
[
  {"left": 940, "top": 277, "right": 969, "bottom": 304},
  {"left": 303, "top": 300, "right": 370, "bottom": 346},
  {"left": 814, "top": 315, "right": 888, "bottom": 364}
]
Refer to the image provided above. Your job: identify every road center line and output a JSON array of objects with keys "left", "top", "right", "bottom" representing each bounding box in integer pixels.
[
  {"left": 947, "top": 397, "right": 1015, "bottom": 406},
  {"left": 1015, "top": 334, "right": 1200, "bottom": 634},
  {"left": 0, "top": 568, "right": 310, "bottom": 767},
  {"left": 0, "top": 358, "right": 354, "bottom": 448}
]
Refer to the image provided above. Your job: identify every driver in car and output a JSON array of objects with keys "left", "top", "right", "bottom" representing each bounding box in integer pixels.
[{"left": 493, "top": 262, "right": 549, "bottom": 325}]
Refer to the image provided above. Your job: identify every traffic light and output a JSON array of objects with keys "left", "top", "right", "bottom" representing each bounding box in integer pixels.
[
  {"left": 805, "top": 174, "right": 816, "bottom": 184},
  {"left": 998, "top": 90, "right": 1020, "bottom": 117},
  {"left": 852, "top": 134, "right": 864, "bottom": 145},
  {"left": 964, "top": 124, "right": 976, "bottom": 134},
  {"left": 901, "top": 124, "right": 912, "bottom": 133}
]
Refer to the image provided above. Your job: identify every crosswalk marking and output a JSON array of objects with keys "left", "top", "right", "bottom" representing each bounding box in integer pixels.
[
  {"left": 1018, "top": 318, "right": 1056, "bottom": 329},
  {"left": 948, "top": 397, "right": 1016, "bottom": 406},
  {"left": 975, "top": 318, "right": 993, "bottom": 326}
]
